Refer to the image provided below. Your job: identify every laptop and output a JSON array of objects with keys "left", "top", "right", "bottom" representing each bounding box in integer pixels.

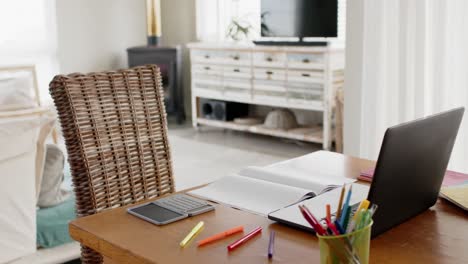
[{"left": 268, "top": 107, "right": 465, "bottom": 237}]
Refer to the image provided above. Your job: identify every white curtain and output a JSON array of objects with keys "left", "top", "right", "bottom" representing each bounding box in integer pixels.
[
  {"left": 0, "top": 0, "right": 59, "bottom": 105},
  {"left": 347, "top": 0, "right": 468, "bottom": 172}
]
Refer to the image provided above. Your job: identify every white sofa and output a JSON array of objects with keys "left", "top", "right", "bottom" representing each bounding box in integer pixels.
[
  {"left": 0, "top": 113, "right": 53, "bottom": 263},
  {"left": 0, "top": 66, "right": 79, "bottom": 264}
]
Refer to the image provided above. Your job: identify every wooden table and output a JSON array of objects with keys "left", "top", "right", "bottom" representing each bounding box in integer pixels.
[{"left": 69, "top": 151, "right": 468, "bottom": 263}]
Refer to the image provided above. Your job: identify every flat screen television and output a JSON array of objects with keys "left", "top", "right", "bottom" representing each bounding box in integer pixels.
[{"left": 260, "top": 0, "right": 338, "bottom": 44}]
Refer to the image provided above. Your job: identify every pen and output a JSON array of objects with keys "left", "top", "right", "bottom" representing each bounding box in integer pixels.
[
  {"left": 347, "top": 208, "right": 367, "bottom": 233},
  {"left": 346, "top": 199, "right": 370, "bottom": 233},
  {"left": 227, "top": 226, "right": 262, "bottom": 252},
  {"left": 299, "top": 205, "right": 326, "bottom": 235},
  {"left": 352, "top": 200, "right": 370, "bottom": 221},
  {"left": 324, "top": 217, "right": 340, "bottom": 235},
  {"left": 298, "top": 205, "right": 319, "bottom": 232},
  {"left": 368, "top": 203, "right": 379, "bottom": 218},
  {"left": 336, "top": 184, "right": 346, "bottom": 219},
  {"left": 197, "top": 226, "right": 244, "bottom": 247},
  {"left": 326, "top": 204, "right": 331, "bottom": 223},
  {"left": 356, "top": 210, "right": 371, "bottom": 231},
  {"left": 268, "top": 231, "right": 275, "bottom": 259},
  {"left": 180, "top": 221, "right": 204, "bottom": 247}
]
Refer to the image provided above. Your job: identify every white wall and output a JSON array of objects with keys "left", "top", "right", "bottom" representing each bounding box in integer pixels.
[
  {"left": 56, "top": 0, "right": 196, "bottom": 116},
  {"left": 160, "top": 0, "right": 197, "bottom": 116},
  {"left": 343, "top": 0, "right": 364, "bottom": 157},
  {"left": 56, "top": 0, "right": 146, "bottom": 74}
]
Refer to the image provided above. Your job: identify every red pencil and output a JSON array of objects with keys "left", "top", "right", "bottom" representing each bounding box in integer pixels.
[
  {"left": 227, "top": 226, "right": 262, "bottom": 252},
  {"left": 298, "top": 205, "right": 326, "bottom": 235}
]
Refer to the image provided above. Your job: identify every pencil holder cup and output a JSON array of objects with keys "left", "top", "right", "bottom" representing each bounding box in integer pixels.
[{"left": 317, "top": 221, "right": 372, "bottom": 264}]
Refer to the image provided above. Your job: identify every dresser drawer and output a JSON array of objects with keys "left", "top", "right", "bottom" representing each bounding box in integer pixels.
[
  {"left": 287, "top": 70, "right": 324, "bottom": 84},
  {"left": 253, "top": 90, "right": 287, "bottom": 104},
  {"left": 224, "top": 79, "right": 251, "bottom": 101},
  {"left": 222, "top": 51, "right": 251, "bottom": 66},
  {"left": 193, "top": 77, "right": 222, "bottom": 88},
  {"left": 224, "top": 79, "right": 251, "bottom": 90},
  {"left": 253, "top": 68, "right": 286, "bottom": 81},
  {"left": 288, "top": 82, "right": 323, "bottom": 91},
  {"left": 287, "top": 82, "right": 323, "bottom": 102},
  {"left": 192, "top": 64, "right": 223, "bottom": 77},
  {"left": 287, "top": 53, "right": 325, "bottom": 70},
  {"left": 288, "top": 89, "right": 323, "bottom": 104},
  {"left": 225, "top": 87, "right": 251, "bottom": 100},
  {"left": 224, "top": 90, "right": 251, "bottom": 101},
  {"left": 223, "top": 66, "right": 251, "bottom": 79},
  {"left": 253, "top": 80, "right": 287, "bottom": 93},
  {"left": 253, "top": 52, "right": 286, "bottom": 67},
  {"left": 193, "top": 77, "right": 223, "bottom": 97},
  {"left": 191, "top": 49, "right": 224, "bottom": 64}
]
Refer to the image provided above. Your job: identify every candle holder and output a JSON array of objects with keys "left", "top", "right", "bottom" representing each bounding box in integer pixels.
[{"left": 146, "top": 0, "right": 162, "bottom": 46}]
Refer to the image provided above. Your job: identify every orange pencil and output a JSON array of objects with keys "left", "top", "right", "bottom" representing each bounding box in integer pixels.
[
  {"left": 326, "top": 204, "right": 331, "bottom": 223},
  {"left": 197, "top": 226, "right": 244, "bottom": 247}
]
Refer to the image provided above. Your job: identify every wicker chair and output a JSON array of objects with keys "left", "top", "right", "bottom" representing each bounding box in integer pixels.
[{"left": 49, "top": 65, "right": 175, "bottom": 263}]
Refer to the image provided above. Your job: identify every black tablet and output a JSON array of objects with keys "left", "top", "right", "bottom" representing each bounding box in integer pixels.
[
  {"left": 128, "top": 202, "right": 187, "bottom": 225},
  {"left": 127, "top": 194, "right": 215, "bottom": 225}
]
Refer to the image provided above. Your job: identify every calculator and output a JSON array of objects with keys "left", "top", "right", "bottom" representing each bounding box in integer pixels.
[{"left": 127, "top": 194, "right": 215, "bottom": 225}]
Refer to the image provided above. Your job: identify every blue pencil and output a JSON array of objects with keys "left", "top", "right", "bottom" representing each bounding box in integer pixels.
[
  {"left": 334, "top": 220, "right": 346, "bottom": 234},
  {"left": 339, "top": 185, "right": 353, "bottom": 229}
]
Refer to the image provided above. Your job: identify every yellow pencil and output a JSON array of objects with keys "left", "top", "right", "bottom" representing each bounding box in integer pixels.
[
  {"left": 180, "top": 221, "right": 204, "bottom": 247},
  {"left": 336, "top": 184, "right": 346, "bottom": 219}
]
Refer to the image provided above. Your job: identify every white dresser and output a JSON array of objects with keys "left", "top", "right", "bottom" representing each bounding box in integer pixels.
[{"left": 188, "top": 42, "right": 344, "bottom": 150}]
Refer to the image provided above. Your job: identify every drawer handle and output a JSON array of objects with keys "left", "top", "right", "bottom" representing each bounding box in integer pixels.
[
  {"left": 302, "top": 59, "right": 310, "bottom": 63},
  {"left": 233, "top": 69, "right": 240, "bottom": 72},
  {"left": 301, "top": 73, "right": 311, "bottom": 77},
  {"left": 204, "top": 66, "right": 211, "bottom": 70},
  {"left": 233, "top": 55, "right": 240, "bottom": 60},
  {"left": 266, "top": 71, "right": 273, "bottom": 75},
  {"left": 204, "top": 55, "right": 210, "bottom": 59},
  {"left": 266, "top": 57, "right": 273, "bottom": 62}
]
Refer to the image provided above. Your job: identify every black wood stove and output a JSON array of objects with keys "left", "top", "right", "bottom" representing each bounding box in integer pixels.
[{"left": 127, "top": 46, "right": 185, "bottom": 123}]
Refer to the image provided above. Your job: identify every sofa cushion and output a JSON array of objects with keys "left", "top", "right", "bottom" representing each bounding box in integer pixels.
[
  {"left": 37, "top": 145, "right": 72, "bottom": 208},
  {"left": 36, "top": 196, "right": 76, "bottom": 248},
  {"left": 0, "top": 70, "right": 37, "bottom": 111}
]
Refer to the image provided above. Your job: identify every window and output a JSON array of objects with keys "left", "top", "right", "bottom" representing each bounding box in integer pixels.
[{"left": 0, "top": 0, "right": 59, "bottom": 104}]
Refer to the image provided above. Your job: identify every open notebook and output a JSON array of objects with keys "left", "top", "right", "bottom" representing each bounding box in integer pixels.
[{"left": 189, "top": 155, "right": 356, "bottom": 216}]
